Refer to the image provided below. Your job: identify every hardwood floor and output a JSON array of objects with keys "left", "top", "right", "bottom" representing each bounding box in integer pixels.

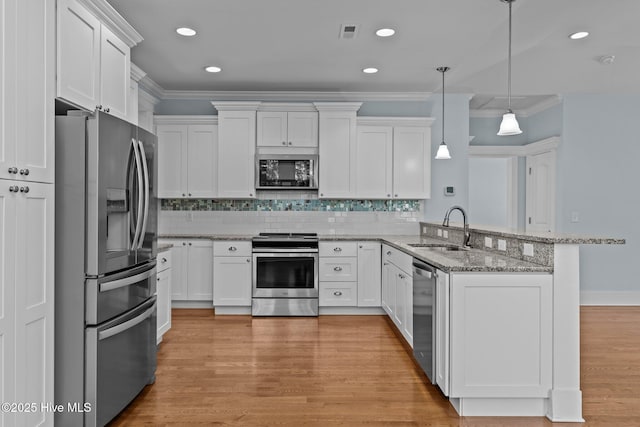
[{"left": 109, "top": 307, "right": 640, "bottom": 426}]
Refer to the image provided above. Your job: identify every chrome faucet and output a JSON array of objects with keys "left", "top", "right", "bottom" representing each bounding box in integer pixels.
[{"left": 442, "top": 205, "right": 471, "bottom": 248}]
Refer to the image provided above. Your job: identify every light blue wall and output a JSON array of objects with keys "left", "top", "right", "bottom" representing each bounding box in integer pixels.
[
  {"left": 559, "top": 94, "right": 639, "bottom": 291},
  {"left": 469, "top": 157, "right": 509, "bottom": 227},
  {"left": 527, "top": 103, "right": 563, "bottom": 142}
]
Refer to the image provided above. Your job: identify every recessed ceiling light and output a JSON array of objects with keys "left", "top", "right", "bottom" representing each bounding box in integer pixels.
[
  {"left": 375, "top": 28, "right": 395, "bottom": 37},
  {"left": 205, "top": 66, "right": 222, "bottom": 73},
  {"left": 569, "top": 31, "right": 589, "bottom": 40},
  {"left": 362, "top": 67, "right": 378, "bottom": 74},
  {"left": 176, "top": 27, "right": 196, "bottom": 37}
]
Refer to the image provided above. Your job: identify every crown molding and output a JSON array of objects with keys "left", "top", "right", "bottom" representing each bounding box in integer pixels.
[
  {"left": 158, "top": 89, "right": 431, "bottom": 102},
  {"left": 138, "top": 76, "right": 165, "bottom": 101},
  {"left": 470, "top": 95, "right": 563, "bottom": 119},
  {"left": 154, "top": 115, "right": 218, "bottom": 126},
  {"left": 468, "top": 136, "right": 560, "bottom": 157},
  {"left": 130, "top": 63, "right": 146, "bottom": 82},
  {"left": 257, "top": 102, "right": 318, "bottom": 112},
  {"left": 77, "top": 0, "right": 143, "bottom": 47},
  {"left": 313, "top": 102, "right": 363, "bottom": 112},
  {"left": 357, "top": 116, "right": 435, "bottom": 127},
  {"left": 138, "top": 89, "right": 161, "bottom": 110},
  {"left": 211, "top": 101, "right": 262, "bottom": 111}
]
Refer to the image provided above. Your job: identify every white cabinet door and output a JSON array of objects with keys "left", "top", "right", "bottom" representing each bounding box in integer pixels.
[
  {"left": 0, "top": 0, "right": 54, "bottom": 184},
  {"left": 99, "top": 24, "right": 130, "bottom": 120},
  {"left": 450, "top": 273, "right": 552, "bottom": 398},
  {"left": 287, "top": 112, "right": 318, "bottom": 147},
  {"left": 213, "top": 256, "right": 252, "bottom": 306},
  {"left": 156, "top": 267, "right": 171, "bottom": 341},
  {"left": 156, "top": 125, "right": 188, "bottom": 198},
  {"left": 13, "top": 182, "right": 54, "bottom": 427},
  {"left": 357, "top": 242, "right": 381, "bottom": 307},
  {"left": 257, "top": 111, "right": 287, "bottom": 147},
  {"left": 217, "top": 111, "right": 256, "bottom": 198},
  {"left": 186, "top": 241, "right": 213, "bottom": 300},
  {"left": 318, "top": 112, "right": 356, "bottom": 198},
  {"left": 435, "top": 269, "right": 450, "bottom": 396},
  {"left": 355, "top": 126, "right": 393, "bottom": 198},
  {"left": 392, "top": 126, "right": 431, "bottom": 199},
  {"left": 56, "top": 0, "right": 101, "bottom": 113},
  {"left": 0, "top": 185, "right": 17, "bottom": 427},
  {"left": 187, "top": 125, "right": 217, "bottom": 198}
]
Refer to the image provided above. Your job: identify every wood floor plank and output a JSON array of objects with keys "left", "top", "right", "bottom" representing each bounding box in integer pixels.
[{"left": 108, "top": 307, "right": 640, "bottom": 426}]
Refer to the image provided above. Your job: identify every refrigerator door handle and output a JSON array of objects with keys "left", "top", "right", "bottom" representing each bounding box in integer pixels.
[
  {"left": 98, "top": 300, "right": 156, "bottom": 341},
  {"left": 131, "top": 138, "right": 144, "bottom": 249},
  {"left": 137, "top": 139, "right": 150, "bottom": 249},
  {"left": 99, "top": 266, "right": 157, "bottom": 292}
]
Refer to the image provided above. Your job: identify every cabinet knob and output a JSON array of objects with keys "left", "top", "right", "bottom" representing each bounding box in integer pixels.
[
  {"left": 249, "top": 193, "right": 253, "bottom": 197},
  {"left": 161, "top": 257, "right": 167, "bottom": 263},
  {"left": 394, "top": 194, "right": 398, "bottom": 197},
  {"left": 157, "top": 277, "right": 160, "bottom": 281},
  {"left": 359, "top": 245, "right": 363, "bottom": 248},
  {"left": 333, "top": 291, "right": 343, "bottom": 296},
  {"left": 182, "top": 193, "right": 186, "bottom": 197},
  {"left": 188, "top": 242, "right": 192, "bottom": 246},
  {"left": 333, "top": 266, "right": 343, "bottom": 272},
  {"left": 8, "top": 167, "right": 18, "bottom": 174},
  {"left": 387, "top": 194, "right": 391, "bottom": 197},
  {"left": 8, "top": 185, "right": 19, "bottom": 192},
  {"left": 19, "top": 168, "right": 29, "bottom": 176},
  {"left": 399, "top": 273, "right": 405, "bottom": 279},
  {"left": 246, "top": 258, "right": 250, "bottom": 263},
  {"left": 96, "top": 105, "right": 102, "bottom": 110},
  {"left": 288, "top": 141, "right": 292, "bottom": 145},
  {"left": 182, "top": 242, "right": 186, "bottom": 246},
  {"left": 386, "top": 251, "right": 392, "bottom": 256},
  {"left": 333, "top": 247, "right": 342, "bottom": 252},
  {"left": 188, "top": 193, "right": 192, "bottom": 196},
  {"left": 282, "top": 141, "right": 287, "bottom": 145},
  {"left": 229, "top": 246, "right": 237, "bottom": 252},
  {"left": 19, "top": 186, "right": 29, "bottom": 193},
  {"left": 320, "top": 193, "right": 324, "bottom": 197},
  {"left": 105, "top": 107, "right": 110, "bottom": 113}
]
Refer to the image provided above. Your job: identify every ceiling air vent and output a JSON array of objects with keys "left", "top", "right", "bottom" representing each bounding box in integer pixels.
[{"left": 339, "top": 23, "right": 359, "bottom": 39}]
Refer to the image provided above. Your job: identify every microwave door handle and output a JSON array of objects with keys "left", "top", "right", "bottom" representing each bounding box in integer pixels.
[
  {"left": 137, "top": 139, "right": 150, "bottom": 249},
  {"left": 130, "top": 138, "right": 144, "bottom": 249}
]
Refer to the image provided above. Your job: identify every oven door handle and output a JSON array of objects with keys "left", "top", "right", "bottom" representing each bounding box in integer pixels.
[
  {"left": 252, "top": 248, "right": 318, "bottom": 253},
  {"left": 98, "top": 300, "right": 156, "bottom": 341}
]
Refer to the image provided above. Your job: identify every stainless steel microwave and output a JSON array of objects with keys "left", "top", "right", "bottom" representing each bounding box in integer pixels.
[{"left": 255, "top": 154, "right": 318, "bottom": 190}]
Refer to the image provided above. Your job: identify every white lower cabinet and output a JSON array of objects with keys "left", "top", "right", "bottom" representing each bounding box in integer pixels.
[
  {"left": 156, "top": 251, "right": 172, "bottom": 343},
  {"left": 381, "top": 244, "right": 413, "bottom": 347},
  {"left": 0, "top": 182, "right": 54, "bottom": 427},
  {"left": 160, "top": 239, "right": 213, "bottom": 302},
  {"left": 213, "top": 241, "right": 252, "bottom": 308},
  {"left": 435, "top": 269, "right": 450, "bottom": 396},
  {"left": 443, "top": 272, "right": 553, "bottom": 399},
  {"left": 357, "top": 242, "right": 381, "bottom": 306}
]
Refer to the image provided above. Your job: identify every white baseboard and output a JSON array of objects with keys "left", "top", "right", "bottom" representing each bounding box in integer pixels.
[{"left": 580, "top": 291, "right": 640, "bottom": 306}]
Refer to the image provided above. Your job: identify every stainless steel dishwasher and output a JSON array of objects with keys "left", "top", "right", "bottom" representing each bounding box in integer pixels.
[{"left": 412, "top": 259, "right": 437, "bottom": 383}]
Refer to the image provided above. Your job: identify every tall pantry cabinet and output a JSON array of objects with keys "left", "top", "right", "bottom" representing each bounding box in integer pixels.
[{"left": 0, "top": 0, "right": 55, "bottom": 426}]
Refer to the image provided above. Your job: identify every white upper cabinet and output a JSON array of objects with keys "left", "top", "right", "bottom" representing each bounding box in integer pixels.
[
  {"left": 156, "top": 117, "right": 218, "bottom": 199},
  {"left": 57, "top": 0, "right": 142, "bottom": 121},
  {"left": 0, "top": 0, "right": 55, "bottom": 184},
  {"left": 213, "top": 102, "right": 260, "bottom": 199},
  {"left": 257, "top": 106, "right": 318, "bottom": 148},
  {"left": 393, "top": 126, "right": 431, "bottom": 199},
  {"left": 356, "top": 118, "right": 434, "bottom": 200},
  {"left": 315, "top": 103, "right": 362, "bottom": 199}
]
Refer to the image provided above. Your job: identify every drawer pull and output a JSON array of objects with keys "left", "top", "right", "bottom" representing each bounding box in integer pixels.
[
  {"left": 229, "top": 246, "right": 237, "bottom": 252},
  {"left": 333, "top": 247, "right": 342, "bottom": 252},
  {"left": 334, "top": 266, "right": 343, "bottom": 272},
  {"left": 333, "top": 291, "right": 343, "bottom": 296}
]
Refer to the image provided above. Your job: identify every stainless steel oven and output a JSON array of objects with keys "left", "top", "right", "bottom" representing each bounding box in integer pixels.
[{"left": 252, "top": 233, "right": 319, "bottom": 316}]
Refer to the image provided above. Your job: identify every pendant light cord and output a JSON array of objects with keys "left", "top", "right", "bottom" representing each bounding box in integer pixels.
[
  {"left": 507, "top": 0, "right": 513, "bottom": 112},
  {"left": 442, "top": 68, "right": 445, "bottom": 143}
]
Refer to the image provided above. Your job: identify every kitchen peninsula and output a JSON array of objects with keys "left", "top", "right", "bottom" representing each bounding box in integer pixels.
[{"left": 160, "top": 221, "right": 623, "bottom": 422}]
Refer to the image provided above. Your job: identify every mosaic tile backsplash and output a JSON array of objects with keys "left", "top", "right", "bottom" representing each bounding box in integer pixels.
[{"left": 161, "top": 199, "right": 421, "bottom": 212}]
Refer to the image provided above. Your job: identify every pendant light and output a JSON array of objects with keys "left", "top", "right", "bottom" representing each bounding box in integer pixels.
[
  {"left": 497, "top": 0, "right": 522, "bottom": 136},
  {"left": 435, "top": 66, "right": 451, "bottom": 160}
]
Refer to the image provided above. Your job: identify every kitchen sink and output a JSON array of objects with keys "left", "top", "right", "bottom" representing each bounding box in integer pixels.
[{"left": 407, "top": 243, "right": 469, "bottom": 251}]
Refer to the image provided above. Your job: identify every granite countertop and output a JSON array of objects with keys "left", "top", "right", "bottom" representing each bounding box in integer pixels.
[
  {"left": 424, "top": 222, "right": 626, "bottom": 245},
  {"left": 157, "top": 243, "right": 173, "bottom": 252},
  {"left": 159, "top": 234, "right": 253, "bottom": 240}
]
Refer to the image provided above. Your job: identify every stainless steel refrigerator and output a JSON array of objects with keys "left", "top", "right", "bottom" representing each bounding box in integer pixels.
[{"left": 55, "top": 110, "right": 158, "bottom": 427}]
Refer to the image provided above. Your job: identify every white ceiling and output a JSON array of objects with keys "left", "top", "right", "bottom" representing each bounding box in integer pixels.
[{"left": 107, "top": 0, "right": 640, "bottom": 110}]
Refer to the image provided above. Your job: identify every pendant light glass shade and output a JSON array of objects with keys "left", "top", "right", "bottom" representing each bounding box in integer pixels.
[
  {"left": 497, "top": 0, "right": 522, "bottom": 136},
  {"left": 435, "top": 66, "right": 451, "bottom": 159},
  {"left": 498, "top": 111, "right": 522, "bottom": 136},
  {"left": 435, "top": 142, "right": 451, "bottom": 159}
]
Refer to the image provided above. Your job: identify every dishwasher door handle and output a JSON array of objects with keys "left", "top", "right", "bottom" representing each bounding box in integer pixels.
[{"left": 415, "top": 269, "right": 433, "bottom": 279}]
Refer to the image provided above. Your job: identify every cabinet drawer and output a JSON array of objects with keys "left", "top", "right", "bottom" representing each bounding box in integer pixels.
[
  {"left": 382, "top": 244, "right": 413, "bottom": 276},
  {"left": 319, "top": 282, "right": 357, "bottom": 306},
  {"left": 157, "top": 251, "right": 172, "bottom": 272},
  {"left": 319, "top": 257, "right": 357, "bottom": 281},
  {"left": 319, "top": 241, "right": 357, "bottom": 257},
  {"left": 213, "top": 241, "right": 252, "bottom": 256}
]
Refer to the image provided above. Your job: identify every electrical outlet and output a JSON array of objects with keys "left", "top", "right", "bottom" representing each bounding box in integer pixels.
[
  {"left": 443, "top": 230, "right": 449, "bottom": 239},
  {"left": 422, "top": 226, "right": 427, "bottom": 234},
  {"left": 484, "top": 237, "right": 493, "bottom": 248},
  {"left": 523, "top": 243, "right": 534, "bottom": 257},
  {"left": 498, "top": 239, "right": 507, "bottom": 251},
  {"left": 437, "top": 229, "right": 442, "bottom": 237}
]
